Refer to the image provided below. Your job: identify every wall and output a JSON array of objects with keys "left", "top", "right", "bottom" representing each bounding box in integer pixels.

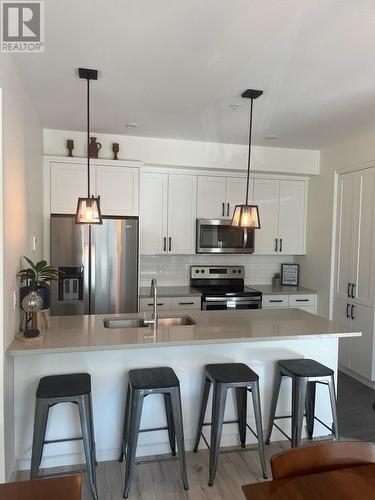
[
  {"left": 296, "top": 129, "right": 375, "bottom": 318},
  {"left": 43, "top": 129, "right": 320, "bottom": 175},
  {"left": 0, "top": 54, "right": 43, "bottom": 481},
  {"left": 140, "top": 254, "right": 293, "bottom": 287}
]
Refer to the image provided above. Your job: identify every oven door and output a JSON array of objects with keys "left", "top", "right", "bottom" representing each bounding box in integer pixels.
[
  {"left": 196, "top": 219, "right": 254, "bottom": 254},
  {"left": 202, "top": 297, "right": 262, "bottom": 310}
]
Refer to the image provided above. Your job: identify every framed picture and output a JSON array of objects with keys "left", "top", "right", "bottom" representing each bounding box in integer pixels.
[{"left": 281, "top": 264, "right": 299, "bottom": 286}]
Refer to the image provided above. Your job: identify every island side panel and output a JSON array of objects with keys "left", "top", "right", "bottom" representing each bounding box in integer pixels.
[{"left": 14, "top": 337, "right": 338, "bottom": 470}]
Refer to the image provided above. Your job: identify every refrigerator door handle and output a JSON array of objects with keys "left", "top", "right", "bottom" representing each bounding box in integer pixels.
[
  {"left": 90, "top": 242, "right": 96, "bottom": 314},
  {"left": 83, "top": 242, "right": 90, "bottom": 315}
]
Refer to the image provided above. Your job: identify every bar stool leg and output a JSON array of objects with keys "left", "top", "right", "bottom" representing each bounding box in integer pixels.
[
  {"left": 250, "top": 382, "right": 268, "bottom": 479},
  {"left": 164, "top": 393, "right": 176, "bottom": 456},
  {"left": 305, "top": 381, "right": 316, "bottom": 439},
  {"left": 78, "top": 396, "right": 98, "bottom": 500},
  {"left": 208, "top": 383, "right": 227, "bottom": 486},
  {"left": 123, "top": 390, "right": 144, "bottom": 499},
  {"left": 235, "top": 387, "right": 247, "bottom": 448},
  {"left": 265, "top": 369, "right": 282, "bottom": 444},
  {"left": 170, "top": 387, "right": 189, "bottom": 491},
  {"left": 193, "top": 377, "right": 211, "bottom": 452},
  {"left": 328, "top": 376, "right": 340, "bottom": 441},
  {"left": 119, "top": 383, "right": 131, "bottom": 462},
  {"left": 291, "top": 377, "right": 307, "bottom": 448},
  {"left": 30, "top": 399, "right": 49, "bottom": 479}
]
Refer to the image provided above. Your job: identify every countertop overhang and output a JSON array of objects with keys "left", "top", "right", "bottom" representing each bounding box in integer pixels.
[{"left": 7, "top": 309, "right": 361, "bottom": 356}]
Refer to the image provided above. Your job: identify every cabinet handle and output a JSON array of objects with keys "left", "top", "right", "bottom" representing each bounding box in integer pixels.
[
  {"left": 179, "top": 302, "right": 194, "bottom": 305},
  {"left": 351, "top": 304, "right": 355, "bottom": 320},
  {"left": 269, "top": 299, "right": 283, "bottom": 303},
  {"left": 351, "top": 283, "right": 356, "bottom": 299},
  {"left": 275, "top": 239, "right": 278, "bottom": 252},
  {"left": 227, "top": 203, "right": 230, "bottom": 217},
  {"left": 296, "top": 299, "right": 309, "bottom": 302},
  {"left": 169, "top": 237, "right": 172, "bottom": 252},
  {"left": 347, "top": 282, "right": 351, "bottom": 298},
  {"left": 346, "top": 303, "right": 350, "bottom": 318},
  {"left": 222, "top": 202, "right": 225, "bottom": 217},
  {"left": 279, "top": 238, "right": 283, "bottom": 252},
  {"left": 148, "top": 303, "right": 164, "bottom": 306},
  {"left": 163, "top": 237, "right": 166, "bottom": 252}
]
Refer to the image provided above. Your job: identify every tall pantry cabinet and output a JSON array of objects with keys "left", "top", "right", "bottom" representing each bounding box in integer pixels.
[{"left": 333, "top": 168, "right": 375, "bottom": 382}]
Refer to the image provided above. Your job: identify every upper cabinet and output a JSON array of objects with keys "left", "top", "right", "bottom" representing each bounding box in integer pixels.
[
  {"left": 253, "top": 178, "right": 307, "bottom": 255},
  {"left": 140, "top": 171, "right": 197, "bottom": 255},
  {"left": 197, "top": 175, "right": 252, "bottom": 220},
  {"left": 49, "top": 160, "right": 140, "bottom": 216}
]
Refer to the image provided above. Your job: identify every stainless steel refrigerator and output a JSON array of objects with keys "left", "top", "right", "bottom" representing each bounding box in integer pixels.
[{"left": 50, "top": 215, "right": 138, "bottom": 316}]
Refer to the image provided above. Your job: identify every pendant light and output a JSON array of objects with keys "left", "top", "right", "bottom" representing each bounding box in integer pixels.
[
  {"left": 75, "top": 68, "right": 102, "bottom": 224},
  {"left": 231, "top": 89, "right": 263, "bottom": 228}
]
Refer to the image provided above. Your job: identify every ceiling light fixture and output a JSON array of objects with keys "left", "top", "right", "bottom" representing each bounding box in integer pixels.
[
  {"left": 75, "top": 68, "right": 102, "bottom": 225},
  {"left": 231, "top": 89, "right": 263, "bottom": 229}
]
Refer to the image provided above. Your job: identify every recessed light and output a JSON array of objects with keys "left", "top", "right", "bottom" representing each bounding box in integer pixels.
[
  {"left": 265, "top": 135, "right": 277, "bottom": 140},
  {"left": 125, "top": 123, "right": 139, "bottom": 128},
  {"left": 230, "top": 103, "right": 240, "bottom": 110}
]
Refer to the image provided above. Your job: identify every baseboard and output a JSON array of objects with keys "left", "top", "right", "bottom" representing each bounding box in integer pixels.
[{"left": 339, "top": 365, "right": 375, "bottom": 389}]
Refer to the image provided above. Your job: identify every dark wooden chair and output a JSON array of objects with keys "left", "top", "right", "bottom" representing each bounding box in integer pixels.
[{"left": 271, "top": 441, "right": 375, "bottom": 480}]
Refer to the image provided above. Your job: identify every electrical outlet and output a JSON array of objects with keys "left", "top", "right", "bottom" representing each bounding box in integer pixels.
[
  {"left": 32, "top": 236, "right": 37, "bottom": 252},
  {"left": 13, "top": 290, "right": 18, "bottom": 310}
]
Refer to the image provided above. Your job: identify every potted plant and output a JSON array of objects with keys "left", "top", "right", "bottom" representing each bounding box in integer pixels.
[
  {"left": 17, "top": 257, "right": 59, "bottom": 310},
  {"left": 272, "top": 272, "right": 281, "bottom": 288}
]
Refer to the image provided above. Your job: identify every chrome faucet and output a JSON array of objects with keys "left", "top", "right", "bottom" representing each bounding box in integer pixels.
[{"left": 144, "top": 278, "right": 158, "bottom": 327}]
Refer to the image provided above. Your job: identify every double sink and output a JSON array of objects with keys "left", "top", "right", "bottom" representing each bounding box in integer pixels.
[{"left": 104, "top": 316, "right": 196, "bottom": 329}]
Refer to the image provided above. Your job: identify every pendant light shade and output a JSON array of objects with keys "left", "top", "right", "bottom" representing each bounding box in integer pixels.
[
  {"left": 231, "top": 88, "right": 263, "bottom": 228},
  {"left": 76, "top": 196, "right": 102, "bottom": 224},
  {"left": 75, "top": 68, "right": 102, "bottom": 225}
]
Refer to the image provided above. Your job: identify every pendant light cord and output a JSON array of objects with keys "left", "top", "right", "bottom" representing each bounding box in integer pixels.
[
  {"left": 87, "top": 77, "right": 90, "bottom": 197},
  {"left": 245, "top": 97, "right": 253, "bottom": 205}
]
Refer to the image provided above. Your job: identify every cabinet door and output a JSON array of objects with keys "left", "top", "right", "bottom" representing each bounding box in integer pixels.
[
  {"left": 352, "top": 171, "right": 375, "bottom": 307},
  {"left": 140, "top": 172, "right": 168, "bottom": 254},
  {"left": 50, "top": 162, "right": 88, "bottom": 214},
  {"left": 197, "top": 176, "right": 226, "bottom": 219},
  {"left": 278, "top": 180, "right": 306, "bottom": 254},
  {"left": 168, "top": 174, "right": 197, "bottom": 254},
  {"left": 350, "top": 303, "right": 374, "bottom": 380},
  {"left": 96, "top": 166, "right": 139, "bottom": 216},
  {"left": 253, "top": 179, "right": 279, "bottom": 254},
  {"left": 332, "top": 297, "right": 352, "bottom": 370},
  {"left": 335, "top": 174, "right": 356, "bottom": 300},
  {"left": 225, "top": 177, "right": 252, "bottom": 220}
]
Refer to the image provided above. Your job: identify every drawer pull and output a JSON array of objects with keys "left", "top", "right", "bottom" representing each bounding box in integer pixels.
[
  {"left": 148, "top": 303, "right": 164, "bottom": 306},
  {"left": 269, "top": 299, "right": 283, "bottom": 303},
  {"left": 179, "top": 302, "right": 194, "bottom": 305},
  {"left": 296, "top": 299, "right": 310, "bottom": 302}
]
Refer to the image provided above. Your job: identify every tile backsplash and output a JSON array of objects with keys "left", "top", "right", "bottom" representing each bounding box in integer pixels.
[{"left": 140, "top": 254, "right": 294, "bottom": 286}]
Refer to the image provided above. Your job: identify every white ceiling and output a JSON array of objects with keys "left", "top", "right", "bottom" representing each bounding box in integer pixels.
[{"left": 11, "top": 0, "right": 375, "bottom": 149}]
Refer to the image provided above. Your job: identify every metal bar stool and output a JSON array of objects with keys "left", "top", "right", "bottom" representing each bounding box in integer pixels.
[
  {"left": 265, "top": 359, "right": 339, "bottom": 448},
  {"left": 30, "top": 373, "right": 98, "bottom": 500},
  {"left": 193, "top": 363, "right": 268, "bottom": 486},
  {"left": 118, "top": 367, "right": 189, "bottom": 498}
]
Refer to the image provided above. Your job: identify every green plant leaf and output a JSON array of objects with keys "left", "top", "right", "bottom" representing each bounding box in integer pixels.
[{"left": 23, "top": 256, "right": 37, "bottom": 270}]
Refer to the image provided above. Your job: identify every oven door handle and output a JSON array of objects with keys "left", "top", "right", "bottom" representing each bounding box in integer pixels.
[{"left": 203, "top": 296, "right": 262, "bottom": 303}]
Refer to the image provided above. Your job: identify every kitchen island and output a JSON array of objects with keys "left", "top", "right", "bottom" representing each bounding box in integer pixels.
[{"left": 8, "top": 309, "right": 360, "bottom": 471}]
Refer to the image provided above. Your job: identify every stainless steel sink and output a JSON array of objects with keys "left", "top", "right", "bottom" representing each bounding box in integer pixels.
[{"left": 103, "top": 316, "right": 196, "bottom": 329}]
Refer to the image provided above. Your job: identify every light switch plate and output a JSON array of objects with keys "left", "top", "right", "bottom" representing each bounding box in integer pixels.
[{"left": 32, "top": 236, "right": 37, "bottom": 251}]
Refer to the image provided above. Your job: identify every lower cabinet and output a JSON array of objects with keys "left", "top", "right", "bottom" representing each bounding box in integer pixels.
[
  {"left": 262, "top": 293, "right": 317, "bottom": 314},
  {"left": 139, "top": 296, "right": 201, "bottom": 313}
]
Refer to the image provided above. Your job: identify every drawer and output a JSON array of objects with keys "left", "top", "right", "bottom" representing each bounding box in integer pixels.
[
  {"left": 262, "top": 295, "right": 289, "bottom": 308},
  {"left": 139, "top": 297, "right": 171, "bottom": 312},
  {"left": 289, "top": 294, "right": 316, "bottom": 307},
  {"left": 170, "top": 296, "right": 201, "bottom": 311}
]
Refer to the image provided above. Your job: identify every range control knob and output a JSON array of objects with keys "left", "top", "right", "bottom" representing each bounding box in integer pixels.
[
  {"left": 232, "top": 269, "right": 237, "bottom": 273},
  {"left": 195, "top": 269, "right": 199, "bottom": 273},
  {"left": 238, "top": 269, "right": 242, "bottom": 273}
]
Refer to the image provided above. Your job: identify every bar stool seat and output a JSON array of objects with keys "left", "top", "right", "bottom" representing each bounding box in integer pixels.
[
  {"left": 278, "top": 359, "right": 334, "bottom": 378},
  {"left": 119, "top": 367, "right": 189, "bottom": 498},
  {"left": 194, "top": 362, "right": 268, "bottom": 486},
  {"left": 31, "top": 373, "right": 98, "bottom": 500},
  {"left": 265, "top": 358, "right": 339, "bottom": 449}
]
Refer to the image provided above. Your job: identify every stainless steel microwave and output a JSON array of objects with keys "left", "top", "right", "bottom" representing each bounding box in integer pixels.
[{"left": 196, "top": 219, "right": 255, "bottom": 254}]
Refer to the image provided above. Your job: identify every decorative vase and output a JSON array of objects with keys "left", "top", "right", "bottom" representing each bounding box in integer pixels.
[
  {"left": 272, "top": 277, "right": 281, "bottom": 288},
  {"left": 88, "top": 137, "right": 102, "bottom": 158},
  {"left": 20, "top": 285, "right": 50, "bottom": 310},
  {"left": 112, "top": 142, "right": 119, "bottom": 160},
  {"left": 66, "top": 139, "right": 74, "bottom": 157}
]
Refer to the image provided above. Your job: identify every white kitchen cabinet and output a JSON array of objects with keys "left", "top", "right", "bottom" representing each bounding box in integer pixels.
[
  {"left": 262, "top": 293, "right": 317, "bottom": 314},
  {"left": 333, "top": 297, "right": 352, "bottom": 370},
  {"left": 139, "top": 295, "right": 201, "bottom": 312},
  {"left": 50, "top": 162, "right": 88, "bottom": 214},
  {"left": 253, "top": 178, "right": 306, "bottom": 255},
  {"left": 140, "top": 171, "right": 197, "bottom": 255},
  {"left": 50, "top": 161, "right": 139, "bottom": 216},
  {"left": 139, "top": 297, "right": 171, "bottom": 312},
  {"left": 96, "top": 166, "right": 139, "bottom": 216},
  {"left": 196, "top": 175, "right": 250, "bottom": 220},
  {"left": 140, "top": 172, "right": 168, "bottom": 254}
]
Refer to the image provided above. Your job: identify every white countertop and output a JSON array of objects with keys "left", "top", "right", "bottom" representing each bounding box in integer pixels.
[
  {"left": 7, "top": 309, "right": 360, "bottom": 356},
  {"left": 250, "top": 285, "right": 317, "bottom": 295}
]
